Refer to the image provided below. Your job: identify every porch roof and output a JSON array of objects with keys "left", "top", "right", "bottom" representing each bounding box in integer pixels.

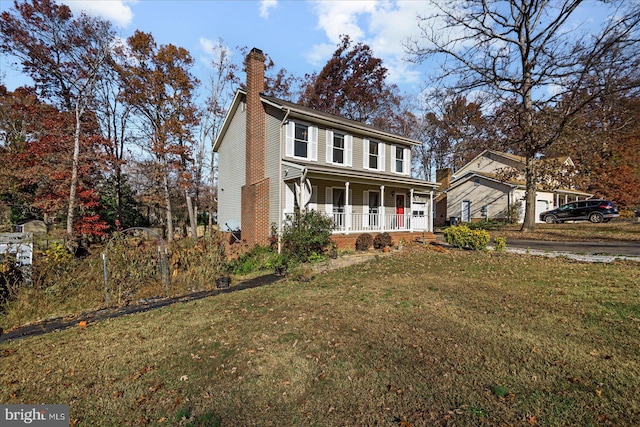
[{"left": 282, "top": 161, "right": 439, "bottom": 193}]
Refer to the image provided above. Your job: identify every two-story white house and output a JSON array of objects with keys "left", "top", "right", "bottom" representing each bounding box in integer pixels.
[{"left": 214, "top": 48, "right": 439, "bottom": 248}]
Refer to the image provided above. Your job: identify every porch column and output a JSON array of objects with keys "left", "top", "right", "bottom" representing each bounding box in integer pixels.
[
  {"left": 298, "top": 178, "right": 304, "bottom": 211},
  {"left": 429, "top": 190, "right": 434, "bottom": 232},
  {"left": 380, "top": 185, "right": 385, "bottom": 232},
  {"left": 345, "top": 181, "right": 350, "bottom": 235},
  {"left": 410, "top": 189, "right": 414, "bottom": 232}
]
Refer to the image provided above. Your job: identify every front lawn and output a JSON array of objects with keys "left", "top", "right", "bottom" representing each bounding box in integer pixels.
[{"left": 1, "top": 246, "right": 639, "bottom": 426}]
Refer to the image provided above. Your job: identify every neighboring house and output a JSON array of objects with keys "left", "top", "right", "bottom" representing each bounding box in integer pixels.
[
  {"left": 15, "top": 219, "right": 47, "bottom": 235},
  {"left": 440, "top": 150, "right": 592, "bottom": 224},
  {"left": 214, "top": 48, "right": 439, "bottom": 247}
]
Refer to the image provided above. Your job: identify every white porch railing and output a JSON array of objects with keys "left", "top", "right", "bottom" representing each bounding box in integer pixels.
[
  {"left": 331, "top": 213, "right": 429, "bottom": 234},
  {"left": 283, "top": 212, "right": 430, "bottom": 234}
]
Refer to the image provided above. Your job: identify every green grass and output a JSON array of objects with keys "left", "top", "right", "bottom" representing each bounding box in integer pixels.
[{"left": 1, "top": 246, "right": 640, "bottom": 426}]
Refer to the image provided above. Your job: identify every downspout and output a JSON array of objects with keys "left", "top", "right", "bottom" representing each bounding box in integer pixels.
[
  {"left": 278, "top": 108, "right": 291, "bottom": 254},
  {"left": 429, "top": 190, "right": 434, "bottom": 233}
]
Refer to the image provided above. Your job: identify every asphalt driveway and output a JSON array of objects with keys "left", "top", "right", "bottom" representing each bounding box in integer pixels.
[{"left": 504, "top": 239, "right": 640, "bottom": 257}]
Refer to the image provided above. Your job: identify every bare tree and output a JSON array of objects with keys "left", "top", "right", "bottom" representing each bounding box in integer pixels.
[
  {"left": 199, "top": 40, "right": 239, "bottom": 228},
  {"left": 407, "top": 0, "right": 640, "bottom": 231}
]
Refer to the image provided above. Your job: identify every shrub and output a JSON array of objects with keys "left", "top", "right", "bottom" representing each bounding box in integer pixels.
[
  {"left": 373, "top": 232, "right": 393, "bottom": 250},
  {"left": 355, "top": 233, "right": 373, "bottom": 251},
  {"left": 444, "top": 225, "right": 490, "bottom": 251},
  {"left": 281, "top": 210, "right": 334, "bottom": 263},
  {"left": 506, "top": 201, "right": 523, "bottom": 224},
  {"left": 493, "top": 237, "right": 507, "bottom": 252},
  {"left": 0, "top": 256, "right": 23, "bottom": 305},
  {"left": 466, "top": 220, "right": 504, "bottom": 231}
]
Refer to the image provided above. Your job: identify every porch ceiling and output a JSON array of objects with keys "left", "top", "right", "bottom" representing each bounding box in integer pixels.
[{"left": 285, "top": 162, "right": 439, "bottom": 192}]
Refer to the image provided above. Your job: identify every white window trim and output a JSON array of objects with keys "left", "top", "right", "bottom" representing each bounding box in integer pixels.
[
  {"left": 326, "top": 130, "right": 352, "bottom": 167},
  {"left": 393, "top": 145, "right": 411, "bottom": 175},
  {"left": 286, "top": 121, "right": 317, "bottom": 161},
  {"left": 363, "top": 139, "right": 385, "bottom": 171}
]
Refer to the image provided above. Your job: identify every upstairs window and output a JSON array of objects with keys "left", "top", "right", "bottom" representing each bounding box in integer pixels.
[
  {"left": 294, "top": 123, "right": 309, "bottom": 158},
  {"left": 326, "top": 130, "right": 352, "bottom": 166},
  {"left": 394, "top": 145, "right": 410, "bottom": 175},
  {"left": 395, "top": 146, "right": 404, "bottom": 173},
  {"left": 333, "top": 133, "right": 345, "bottom": 164},
  {"left": 364, "top": 140, "right": 385, "bottom": 171},
  {"left": 286, "top": 121, "right": 317, "bottom": 161},
  {"left": 369, "top": 141, "right": 379, "bottom": 169}
]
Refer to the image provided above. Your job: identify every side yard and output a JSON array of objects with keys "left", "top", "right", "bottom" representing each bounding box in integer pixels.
[{"left": 1, "top": 246, "right": 639, "bottom": 426}]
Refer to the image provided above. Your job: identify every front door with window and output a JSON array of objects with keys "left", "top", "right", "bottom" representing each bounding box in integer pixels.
[{"left": 396, "top": 194, "right": 405, "bottom": 228}]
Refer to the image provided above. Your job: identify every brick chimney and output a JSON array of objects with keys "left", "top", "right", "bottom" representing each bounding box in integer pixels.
[
  {"left": 241, "top": 48, "right": 270, "bottom": 247},
  {"left": 436, "top": 168, "right": 452, "bottom": 190}
]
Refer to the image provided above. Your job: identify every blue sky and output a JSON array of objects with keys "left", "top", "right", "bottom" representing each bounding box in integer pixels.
[
  {"left": 0, "top": 0, "right": 613, "bottom": 100},
  {"left": 1, "top": 0, "right": 439, "bottom": 96}
]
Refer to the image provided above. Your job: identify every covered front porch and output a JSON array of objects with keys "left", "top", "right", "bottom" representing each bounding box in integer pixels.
[{"left": 280, "top": 163, "right": 438, "bottom": 236}]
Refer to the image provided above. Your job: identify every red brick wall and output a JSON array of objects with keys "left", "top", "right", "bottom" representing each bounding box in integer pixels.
[
  {"left": 241, "top": 178, "right": 270, "bottom": 246},
  {"left": 246, "top": 48, "right": 265, "bottom": 186},
  {"left": 331, "top": 231, "right": 435, "bottom": 251},
  {"left": 242, "top": 48, "right": 270, "bottom": 247}
]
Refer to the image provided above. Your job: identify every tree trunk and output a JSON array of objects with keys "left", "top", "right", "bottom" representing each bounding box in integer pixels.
[
  {"left": 185, "top": 191, "right": 198, "bottom": 238},
  {"left": 66, "top": 103, "right": 82, "bottom": 240},
  {"left": 162, "top": 171, "right": 174, "bottom": 243},
  {"left": 521, "top": 154, "right": 537, "bottom": 232}
]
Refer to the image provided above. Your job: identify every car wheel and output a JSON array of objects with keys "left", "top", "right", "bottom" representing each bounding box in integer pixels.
[
  {"left": 544, "top": 215, "right": 557, "bottom": 224},
  {"left": 589, "top": 212, "right": 604, "bottom": 223}
]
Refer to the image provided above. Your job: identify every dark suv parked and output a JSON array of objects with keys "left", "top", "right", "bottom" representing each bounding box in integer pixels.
[{"left": 539, "top": 199, "right": 619, "bottom": 224}]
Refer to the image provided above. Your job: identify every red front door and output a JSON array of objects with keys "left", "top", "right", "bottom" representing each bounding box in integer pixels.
[{"left": 396, "top": 194, "right": 405, "bottom": 228}]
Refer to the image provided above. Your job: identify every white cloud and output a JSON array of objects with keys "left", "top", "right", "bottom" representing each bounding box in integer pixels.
[
  {"left": 61, "top": 0, "right": 136, "bottom": 27},
  {"left": 198, "top": 37, "right": 235, "bottom": 69},
  {"left": 260, "top": 0, "right": 278, "bottom": 19},
  {"left": 306, "top": 0, "right": 438, "bottom": 86}
]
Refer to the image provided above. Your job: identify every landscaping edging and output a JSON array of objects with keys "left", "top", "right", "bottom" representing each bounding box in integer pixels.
[{"left": 0, "top": 274, "right": 281, "bottom": 343}]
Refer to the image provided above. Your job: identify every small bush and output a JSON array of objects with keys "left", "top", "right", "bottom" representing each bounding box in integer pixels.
[
  {"left": 373, "top": 232, "right": 393, "bottom": 249},
  {"left": 493, "top": 237, "right": 507, "bottom": 252},
  {"left": 444, "top": 225, "right": 490, "bottom": 251},
  {"left": 619, "top": 209, "right": 635, "bottom": 219},
  {"left": 281, "top": 210, "right": 334, "bottom": 263},
  {"left": 355, "top": 233, "right": 373, "bottom": 251}
]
